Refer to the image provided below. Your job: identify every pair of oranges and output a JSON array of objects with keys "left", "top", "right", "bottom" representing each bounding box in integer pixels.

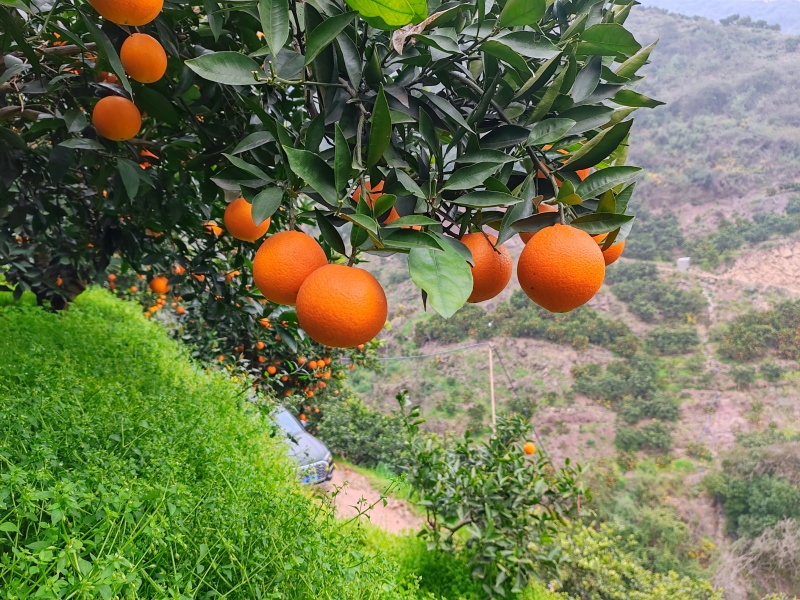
[
  {"left": 222, "top": 197, "right": 388, "bottom": 349},
  {"left": 90, "top": 0, "right": 168, "bottom": 141}
]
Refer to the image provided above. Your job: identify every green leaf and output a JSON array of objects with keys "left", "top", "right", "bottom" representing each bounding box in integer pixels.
[
  {"left": 117, "top": 159, "right": 140, "bottom": 200},
  {"left": 337, "top": 33, "right": 362, "bottom": 89},
  {"left": 250, "top": 187, "right": 283, "bottom": 226},
  {"left": 232, "top": 132, "right": 275, "bottom": 154},
  {"left": 480, "top": 41, "right": 531, "bottom": 76},
  {"left": 315, "top": 210, "right": 347, "bottom": 254},
  {"left": 368, "top": 86, "right": 391, "bottom": 168},
  {"left": 223, "top": 153, "right": 271, "bottom": 180},
  {"left": 615, "top": 40, "right": 657, "bottom": 79},
  {"left": 498, "top": 0, "right": 545, "bottom": 27},
  {"left": 611, "top": 90, "right": 664, "bottom": 108},
  {"left": 0, "top": 522, "right": 18, "bottom": 533},
  {"left": 579, "top": 24, "right": 641, "bottom": 57},
  {"left": 571, "top": 56, "right": 601, "bottom": 103},
  {"left": 283, "top": 147, "right": 338, "bottom": 204},
  {"left": 526, "top": 118, "right": 576, "bottom": 146},
  {"left": 452, "top": 191, "right": 523, "bottom": 208},
  {"left": 442, "top": 163, "right": 499, "bottom": 191},
  {"left": 395, "top": 170, "right": 426, "bottom": 198},
  {"left": 259, "top": 0, "right": 290, "bottom": 58},
  {"left": 597, "top": 190, "right": 616, "bottom": 214},
  {"left": 527, "top": 67, "right": 567, "bottom": 123},
  {"left": 59, "top": 138, "right": 105, "bottom": 151},
  {"left": 494, "top": 32, "right": 560, "bottom": 59},
  {"left": 305, "top": 11, "right": 356, "bottom": 65},
  {"left": 497, "top": 196, "right": 534, "bottom": 245},
  {"left": 185, "top": 52, "right": 265, "bottom": 85},
  {"left": 455, "top": 150, "right": 517, "bottom": 165},
  {"left": 79, "top": 9, "right": 131, "bottom": 95},
  {"left": 615, "top": 182, "right": 635, "bottom": 213},
  {"left": 343, "top": 0, "right": 426, "bottom": 30},
  {"left": 203, "top": 0, "right": 222, "bottom": 40},
  {"left": 419, "top": 91, "right": 473, "bottom": 133},
  {"left": 344, "top": 213, "right": 380, "bottom": 235},
  {"left": 570, "top": 212, "right": 634, "bottom": 235},
  {"left": 334, "top": 125, "right": 352, "bottom": 193},
  {"left": 383, "top": 229, "right": 442, "bottom": 250},
  {"left": 481, "top": 125, "right": 529, "bottom": 149},
  {"left": 382, "top": 215, "right": 439, "bottom": 228},
  {"left": 560, "top": 119, "right": 633, "bottom": 171},
  {"left": 576, "top": 166, "right": 642, "bottom": 199},
  {"left": 408, "top": 247, "right": 473, "bottom": 318},
  {"left": 512, "top": 211, "right": 560, "bottom": 234}
]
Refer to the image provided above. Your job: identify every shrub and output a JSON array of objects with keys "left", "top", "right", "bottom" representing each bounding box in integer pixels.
[
  {"left": 572, "top": 354, "right": 660, "bottom": 405},
  {"left": 0, "top": 290, "right": 419, "bottom": 599},
  {"left": 413, "top": 304, "right": 492, "bottom": 346},
  {"left": 731, "top": 364, "right": 757, "bottom": 389},
  {"left": 619, "top": 393, "right": 680, "bottom": 424},
  {"left": 687, "top": 442, "right": 714, "bottom": 461},
  {"left": 622, "top": 209, "right": 686, "bottom": 262},
  {"left": 716, "top": 300, "right": 800, "bottom": 361},
  {"left": 760, "top": 361, "right": 785, "bottom": 383},
  {"left": 645, "top": 325, "right": 701, "bottom": 355},
  {"left": 615, "top": 421, "right": 674, "bottom": 453}
]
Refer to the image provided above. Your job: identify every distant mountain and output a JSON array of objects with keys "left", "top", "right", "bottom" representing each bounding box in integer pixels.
[
  {"left": 637, "top": 0, "right": 800, "bottom": 33},
  {"left": 624, "top": 7, "right": 800, "bottom": 208}
]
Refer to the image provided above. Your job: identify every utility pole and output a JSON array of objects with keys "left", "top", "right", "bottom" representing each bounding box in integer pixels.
[{"left": 488, "top": 343, "right": 496, "bottom": 427}]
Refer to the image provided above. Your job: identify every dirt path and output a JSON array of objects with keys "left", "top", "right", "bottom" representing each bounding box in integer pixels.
[{"left": 322, "top": 466, "right": 423, "bottom": 534}]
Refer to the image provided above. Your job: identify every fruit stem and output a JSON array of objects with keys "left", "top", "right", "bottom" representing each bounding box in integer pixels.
[
  {"left": 558, "top": 203, "right": 566, "bottom": 225},
  {"left": 347, "top": 249, "right": 357, "bottom": 267}
]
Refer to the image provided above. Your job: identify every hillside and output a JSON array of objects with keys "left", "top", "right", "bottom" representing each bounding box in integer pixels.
[
  {"left": 626, "top": 7, "right": 800, "bottom": 211},
  {"left": 638, "top": 0, "right": 800, "bottom": 33}
]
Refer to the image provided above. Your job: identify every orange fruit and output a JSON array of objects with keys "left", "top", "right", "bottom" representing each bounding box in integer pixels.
[
  {"left": 299, "top": 413, "right": 308, "bottom": 421},
  {"left": 130, "top": 286, "right": 137, "bottom": 293},
  {"left": 98, "top": 71, "right": 120, "bottom": 84},
  {"left": 225, "top": 270, "right": 241, "bottom": 283},
  {"left": 592, "top": 235, "right": 626, "bottom": 266},
  {"left": 173, "top": 264, "right": 185, "bottom": 275},
  {"left": 297, "top": 356, "right": 307, "bottom": 365},
  {"left": 308, "top": 360, "right": 318, "bottom": 370},
  {"left": 296, "top": 264, "right": 388, "bottom": 348},
  {"left": 120, "top": 34, "right": 167, "bottom": 83},
  {"left": 204, "top": 221, "right": 223, "bottom": 237},
  {"left": 92, "top": 96, "right": 141, "bottom": 141},
  {"left": 267, "top": 365, "right": 277, "bottom": 375},
  {"left": 523, "top": 442, "right": 536, "bottom": 455},
  {"left": 253, "top": 231, "right": 327, "bottom": 305},
  {"left": 224, "top": 197, "right": 271, "bottom": 242},
  {"left": 461, "top": 232, "right": 512, "bottom": 303},
  {"left": 520, "top": 203, "right": 558, "bottom": 245},
  {"left": 517, "top": 224, "right": 605, "bottom": 313},
  {"left": 353, "top": 180, "right": 400, "bottom": 224},
  {"left": 176, "top": 305, "right": 185, "bottom": 315},
  {"left": 149, "top": 276, "right": 169, "bottom": 294},
  {"left": 89, "top": 0, "right": 163, "bottom": 25},
  {"left": 258, "top": 356, "right": 267, "bottom": 363},
  {"left": 256, "top": 341, "right": 265, "bottom": 350},
  {"left": 107, "top": 273, "right": 116, "bottom": 281}
]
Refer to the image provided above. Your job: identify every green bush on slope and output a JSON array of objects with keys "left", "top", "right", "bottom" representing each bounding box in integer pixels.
[{"left": 0, "top": 289, "right": 419, "bottom": 599}]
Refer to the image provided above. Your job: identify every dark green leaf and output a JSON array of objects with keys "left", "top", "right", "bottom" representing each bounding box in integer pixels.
[
  {"left": 452, "top": 191, "right": 523, "bottom": 208},
  {"left": 612, "top": 90, "right": 664, "bottom": 108},
  {"left": 408, "top": 247, "right": 472, "bottom": 318},
  {"left": 527, "top": 67, "right": 567, "bottom": 123},
  {"left": 481, "top": 125, "right": 529, "bottom": 149},
  {"left": 334, "top": 124, "right": 352, "bottom": 193},
  {"left": 561, "top": 119, "right": 633, "bottom": 171},
  {"left": 336, "top": 33, "right": 362, "bottom": 89},
  {"left": 345, "top": 213, "right": 380, "bottom": 235},
  {"left": 203, "top": 0, "right": 222, "bottom": 40},
  {"left": 576, "top": 166, "right": 641, "bottom": 199},
  {"left": 383, "top": 215, "right": 439, "bottom": 228},
  {"left": 512, "top": 211, "right": 560, "bottom": 233},
  {"left": 283, "top": 147, "right": 338, "bottom": 204},
  {"left": 494, "top": 32, "right": 560, "bottom": 59},
  {"left": 597, "top": 190, "right": 615, "bottom": 214},
  {"left": 251, "top": 187, "right": 283, "bottom": 225},
  {"left": 420, "top": 91, "right": 473, "bottom": 133},
  {"left": 395, "top": 170, "right": 426, "bottom": 198},
  {"left": 615, "top": 182, "right": 635, "bottom": 214},
  {"left": 223, "top": 153, "right": 271, "bottom": 180},
  {"left": 305, "top": 11, "right": 356, "bottom": 65},
  {"left": 232, "top": 132, "right": 275, "bottom": 154},
  {"left": 570, "top": 212, "right": 634, "bottom": 235},
  {"left": 315, "top": 209, "right": 347, "bottom": 254},
  {"left": 498, "top": 0, "right": 545, "bottom": 27},
  {"left": 79, "top": 9, "right": 131, "bottom": 95},
  {"left": 455, "top": 150, "right": 517, "bottom": 165},
  {"left": 497, "top": 196, "right": 534, "bottom": 245},
  {"left": 615, "top": 40, "right": 657, "bottom": 79},
  {"left": 185, "top": 52, "right": 265, "bottom": 85},
  {"left": 383, "top": 229, "right": 442, "bottom": 250},
  {"left": 59, "top": 139, "right": 104, "bottom": 151},
  {"left": 526, "top": 118, "right": 576, "bottom": 146},
  {"left": 579, "top": 24, "right": 641, "bottom": 57},
  {"left": 368, "top": 86, "right": 391, "bottom": 167},
  {"left": 480, "top": 41, "right": 530, "bottom": 76},
  {"left": 442, "top": 163, "right": 499, "bottom": 191},
  {"left": 571, "top": 56, "right": 601, "bottom": 103},
  {"left": 259, "top": 0, "right": 290, "bottom": 59},
  {"left": 117, "top": 159, "right": 140, "bottom": 200}
]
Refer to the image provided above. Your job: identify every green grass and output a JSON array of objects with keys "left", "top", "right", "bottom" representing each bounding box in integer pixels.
[{"left": 0, "top": 289, "right": 422, "bottom": 599}]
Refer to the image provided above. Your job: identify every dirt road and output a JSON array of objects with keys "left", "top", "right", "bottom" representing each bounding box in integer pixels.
[{"left": 322, "top": 466, "right": 423, "bottom": 534}]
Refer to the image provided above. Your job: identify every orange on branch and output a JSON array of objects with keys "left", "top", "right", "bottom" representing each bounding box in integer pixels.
[
  {"left": 92, "top": 96, "right": 141, "bottom": 141},
  {"left": 518, "top": 224, "right": 605, "bottom": 313},
  {"left": 523, "top": 442, "right": 536, "bottom": 455},
  {"left": 520, "top": 202, "right": 558, "bottom": 244},
  {"left": 120, "top": 33, "right": 167, "bottom": 84},
  {"left": 592, "top": 235, "right": 626, "bottom": 266},
  {"left": 89, "top": 0, "right": 163, "bottom": 26},
  {"left": 461, "top": 232, "right": 512, "bottom": 303},
  {"left": 296, "top": 264, "right": 388, "bottom": 348},
  {"left": 224, "top": 197, "right": 271, "bottom": 242},
  {"left": 353, "top": 180, "right": 400, "bottom": 224},
  {"left": 252, "top": 230, "right": 327, "bottom": 305},
  {"left": 148, "top": 276, "right": 169, "bottom": 295}
]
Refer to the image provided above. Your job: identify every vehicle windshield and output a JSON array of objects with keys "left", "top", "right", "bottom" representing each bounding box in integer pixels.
[{"left": 273, "top": 409, "right": 304, "bottom": 436}]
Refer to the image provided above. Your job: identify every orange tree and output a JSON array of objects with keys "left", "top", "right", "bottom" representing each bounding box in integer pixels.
[{"left": 2, "top": 0, "right": 658, "bottom": 331}]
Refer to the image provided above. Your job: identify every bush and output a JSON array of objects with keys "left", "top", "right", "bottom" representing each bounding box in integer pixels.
[
  {"left": 716, "top": 300, "right": 800, "bottom": 361},
  {"left": 623, "top": 209, "right": 686, "bottom": 262},
  {"left": 540, "top": 524, "right": 721, "bottom": 599},
  {"left": 572, "top": 354, "right": 660, "bottom": 405},
  {"left": 413, "top": 304, "right": 493, "bottom": 346},
  {"left": 760, "top": 361, "right": 785, "bottom": 383},
  {"left": 731, "top": 364, "right": 757, "bottom": 389},
  {"left": 619, "top": 393, "right": 681, "bottom": 424},
  {"left": 646, "top": 325, "right": 701, "bottom": 355},
  {"left": 0, "top": 290, "right": 419, "bottom": 599},
  {"left": 615, "top": 421, "right": 674, "bottom": 453},
  {"left": 317, "top": 394, "right": 410, "bottom": 468}
]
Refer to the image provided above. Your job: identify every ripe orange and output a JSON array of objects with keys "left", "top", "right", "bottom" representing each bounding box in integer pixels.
[
  {"left": 204, "top": 221, "right": 223, "bottom": 237},
  {"left": 308, "top": 360, "right": 318, "bottom": 370},
  {"left": 224, "top": 197, "right": 271, "bottom": 242},
  {"left": 120, "top": 33, "right": 167, "bottom": 84},
  {"left": 89, "top": 0, "right": 163, "bottom": 25},
  {"left": 296, "top": 264, "right": 388, "bottom": 348},
  {"left": 256, "top": 341, "right": 265, "bottom": 350},
  {"left": 267, "top": 365, "right": 277, "bottom": 375},
  {"left": 173, "top": 264, "right": 185, "bottom": 275},
  {"left": 92, "top": 96, "right": 141, "bottom": 141},
  {"left": 253, "top": 231, "right": 327, "bottom": 305},
  {"left": 517, "top": 224, "right": 605, "bottom": 313},
  {"left": 592, "top": 235, "right": 626, "bottom": 266},
  {"left": 520, "top": 203, "right": 558, "bottom": 245},
  {"left": 298, "top": 356, "right": 307, "bottom": 365},
  {"left": 461, "top": 232, "right": 512, "bottom": 303},
  {"left": 130, "top": 286, "right": 137, "bottom": 293},
  {"left": 523, "top": 442, "right": 536, "bottom": 455},
  {"left": 353, "top": 180, "right": 400, "bottom": 224},
  {"left": 176, "top": 305, "right": 185, "bottom": 315},
  {"left": 149, "top": 276, "right": 169, "bottom": 294}
]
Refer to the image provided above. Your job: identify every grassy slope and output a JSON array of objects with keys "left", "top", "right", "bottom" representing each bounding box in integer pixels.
[{"left": 0, "top": 289, "right": 421, "bottom": 599}]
